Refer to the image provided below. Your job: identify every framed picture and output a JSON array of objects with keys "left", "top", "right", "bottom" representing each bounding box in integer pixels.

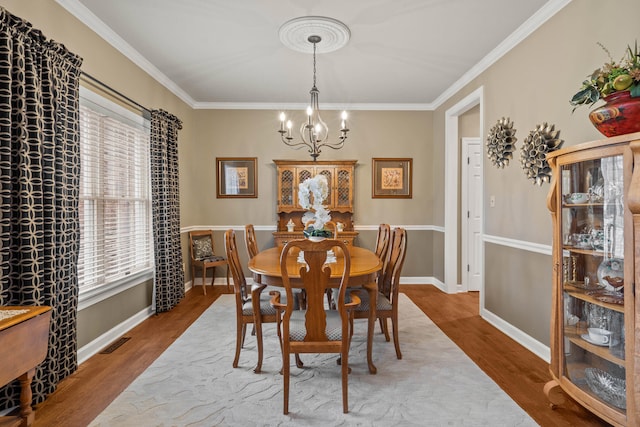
[
  {"left": 372, "top": 158, "right": 412, "bottom": 198},
  {"left": 216, "top": 157, "right": 257, "bottom": 198}
]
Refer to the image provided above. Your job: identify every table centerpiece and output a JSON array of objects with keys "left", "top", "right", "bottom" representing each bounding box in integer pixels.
[{"left": 298, "top": 174, "right": 333, "bottom": 240}]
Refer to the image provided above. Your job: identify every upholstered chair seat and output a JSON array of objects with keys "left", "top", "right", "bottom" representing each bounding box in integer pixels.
[{"left": 288, "top": 310, "right": 344, "bottom": 341}]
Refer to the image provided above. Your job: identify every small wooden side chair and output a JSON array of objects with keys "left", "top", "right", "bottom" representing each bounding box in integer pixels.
[
  {"left": 271, "top": 239, "right": 361, "bottom": 414},
  {"left": 189, "top": 230, "right": 230, "bottom": 294}
]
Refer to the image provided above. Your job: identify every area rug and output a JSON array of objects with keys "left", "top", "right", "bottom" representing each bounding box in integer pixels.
[{"left": 90, "top": 294, "right": 537, "bottom": 426}]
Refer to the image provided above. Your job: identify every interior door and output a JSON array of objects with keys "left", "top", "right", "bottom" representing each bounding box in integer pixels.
[{"left": 462, "top": 138, "right": 483, "bottom": 292}]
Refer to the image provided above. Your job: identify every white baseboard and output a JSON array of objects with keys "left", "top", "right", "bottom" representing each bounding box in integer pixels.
[
  {"left": 481, "top": 307, "right": 550, "bottom": 363},
  {"left": 78, "top": 305, "right": 155, "bottom": 365}
]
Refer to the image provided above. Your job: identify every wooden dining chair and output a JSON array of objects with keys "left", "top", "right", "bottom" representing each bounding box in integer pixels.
[
  {"left": 189, "top": 230, "right": 230, "bottom": 294},
  {"left": 225, "top": 229, "right": 278, "bottom": 374},
  {"left": 270, "top": 238, "right": 361, "bottom": 414},
  {"left": 244, "top": 224, "right": 259, "bottom": 260},
  {"left": 245, "top": 223, "right": 305, "bottom": 311},
  {"left": 352, "top": 227, "right": 407, "bottom": 359}
]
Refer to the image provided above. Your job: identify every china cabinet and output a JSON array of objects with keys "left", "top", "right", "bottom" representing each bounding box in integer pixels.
[
  {"left": 273, "top": 160, "right": 358, "bottom": 246},
  {"left": 544, "top": 132, "right": 640, "bottom": 426}
]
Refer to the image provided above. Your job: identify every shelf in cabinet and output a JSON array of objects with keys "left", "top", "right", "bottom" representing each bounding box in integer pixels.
[
  {"left": 562, "top": 246, "right": 604, "bottom": 256},
  {"left": 565, "top": 328, "right": 625, "bottom": 367},
  {"left": 562, "top": 202, "right": 604, "bottom": 208},
  {"left": 564, "top": 284, "right": 624, "bottom": 313}
]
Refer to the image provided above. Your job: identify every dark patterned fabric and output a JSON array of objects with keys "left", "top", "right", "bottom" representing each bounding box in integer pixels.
[
  {"left": 0, "top": 7, "right": 82, "bottom": 410},
  {"left": 151, "top": 109, "right": 184, "bottom": 313}
]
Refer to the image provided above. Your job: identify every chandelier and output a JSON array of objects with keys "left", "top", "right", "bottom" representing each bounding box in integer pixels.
[{"left": 277, "top": 17, "right": 351, "bottom": 160}]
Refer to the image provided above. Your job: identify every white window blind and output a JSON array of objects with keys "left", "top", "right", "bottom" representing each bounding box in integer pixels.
[{"left": 78, "top": 87, "right": 152, "bottom": 301}]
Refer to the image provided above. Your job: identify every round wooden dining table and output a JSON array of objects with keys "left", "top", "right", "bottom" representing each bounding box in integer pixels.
[{"left": 248, "top": 245, "right": 383, "bottom": 374}]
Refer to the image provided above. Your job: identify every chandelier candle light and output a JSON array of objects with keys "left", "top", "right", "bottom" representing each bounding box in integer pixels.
[{"left": 277, "top": 17, "right": 351, "bottom": 161}]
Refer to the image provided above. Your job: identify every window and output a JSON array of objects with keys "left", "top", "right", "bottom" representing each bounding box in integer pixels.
[{"left": 78, "top": 87, "right": 152, "bottom": 309}]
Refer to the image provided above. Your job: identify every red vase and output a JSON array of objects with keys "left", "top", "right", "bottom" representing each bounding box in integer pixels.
[{"left": 589, "top": 91, "right": 640, "bottom": 137}]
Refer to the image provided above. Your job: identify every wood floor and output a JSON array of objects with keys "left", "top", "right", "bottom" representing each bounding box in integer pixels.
[{"left": 31, "top": 284, "right": 610, "bottom": 426}]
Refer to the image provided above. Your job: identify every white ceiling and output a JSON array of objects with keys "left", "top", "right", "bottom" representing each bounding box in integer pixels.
[{"left": 57, "top": 0, "right": 568, "bottom": 110}]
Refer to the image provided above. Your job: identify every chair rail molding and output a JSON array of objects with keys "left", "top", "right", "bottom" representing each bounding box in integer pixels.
[
  {"left": 181, "top": 224, "right": 444, "bottom": 233},
  {"left": 483, "top": 234, "right": 552, "bottom": 256}
]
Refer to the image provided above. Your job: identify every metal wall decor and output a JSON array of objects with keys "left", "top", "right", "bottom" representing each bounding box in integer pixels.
[
  {"left": 520, "top": 123, "right": 564, "bottom": 185},
  {"left": 486, "top": 117, "right": 517, "bottom": 168}
]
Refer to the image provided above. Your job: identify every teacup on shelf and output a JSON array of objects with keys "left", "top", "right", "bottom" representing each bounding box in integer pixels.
[
  {"left": 588, "top": 327, "right": 612, "bottom": 345},
  {"left": 565, "top": 192, "right": 590, "bottom": 204}
]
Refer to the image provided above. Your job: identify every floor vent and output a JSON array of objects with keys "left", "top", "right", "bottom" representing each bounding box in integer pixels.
[{"left": 100, "top": 337, "right": 131, "bottom": 354}]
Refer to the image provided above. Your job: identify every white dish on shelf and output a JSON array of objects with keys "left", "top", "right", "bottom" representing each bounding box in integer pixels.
[
  {"left": 597, "top": 258, "right": 624, "bottom": 291},
  {"left": 581, "top": 333, "right": 609, "bottom": 347}
]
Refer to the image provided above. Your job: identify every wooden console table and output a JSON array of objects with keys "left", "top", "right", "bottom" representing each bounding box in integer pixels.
[{"left": 0, "top": 306, "right": 52, "bottom": 427}]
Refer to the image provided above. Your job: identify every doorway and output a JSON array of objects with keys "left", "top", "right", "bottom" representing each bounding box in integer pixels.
[{"left": 444, "top": 86, "right": 483, "bottom": 294}]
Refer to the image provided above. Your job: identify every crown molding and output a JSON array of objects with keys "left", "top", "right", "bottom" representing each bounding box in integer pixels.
[
  {"left": 192, "top": 101, "right": 435, "bottom": 111},
  {"left": 57, "top": 0, "right": 571, "bottom": 111},
  {"left": 55, "top": 0, "right": 197, "bottom": 107},
  {"left": 432, "top": 0, "right": 572, "bottom": 109}
]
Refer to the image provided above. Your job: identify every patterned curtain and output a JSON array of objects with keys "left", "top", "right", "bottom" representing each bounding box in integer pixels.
[
  {"left": 0, "top": 7, "right": 82, "bottom": 409},
  {"left": 151, "top": 109, "right": 185, "bottom": 313}
]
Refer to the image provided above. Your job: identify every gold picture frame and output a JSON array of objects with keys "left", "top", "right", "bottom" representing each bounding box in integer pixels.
[
  {"left": 372, "top": 158, "right": 412, "bottom": 198},
  {"left": 216, "top": 157, "right": 258, "bottom": 198}
]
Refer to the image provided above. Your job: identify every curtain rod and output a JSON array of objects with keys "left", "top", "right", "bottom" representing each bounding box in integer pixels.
[{"left": 80, "top": 71, "right": 151, "bottom": 114}]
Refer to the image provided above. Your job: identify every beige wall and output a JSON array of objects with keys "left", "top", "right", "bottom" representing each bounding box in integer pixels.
[
  {"left": 183, "top": 109, "right": 434, "bottom": 227},
  {"left": 5, "top": 0, "right": 639, "bottom": 354},
  {"left": 431, "top": 0, "right": 640, "bottom": 343}
]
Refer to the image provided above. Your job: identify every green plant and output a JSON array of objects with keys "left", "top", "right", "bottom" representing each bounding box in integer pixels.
[{"left": 570, "top": 42, "right": 640, "bottom": 111}]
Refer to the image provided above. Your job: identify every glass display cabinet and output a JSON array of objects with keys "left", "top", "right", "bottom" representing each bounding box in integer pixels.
[{"left": 545, "top": 132, "right": 640, "bottom": 426}]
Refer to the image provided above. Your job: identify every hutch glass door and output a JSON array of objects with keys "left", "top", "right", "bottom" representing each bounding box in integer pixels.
[{"left": 560, "top": 153, "right": 626, "bottom": 413}]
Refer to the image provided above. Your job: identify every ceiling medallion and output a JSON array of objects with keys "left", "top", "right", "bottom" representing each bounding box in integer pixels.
[
  {"left": 279, "top": 16, "right": 350, "bottom": 54},
  {"left": 486, "top": 117, "right": 517, "bottom": 168},
  {"left": 520, "top": 123, "right": 564, "bottom": 186}
]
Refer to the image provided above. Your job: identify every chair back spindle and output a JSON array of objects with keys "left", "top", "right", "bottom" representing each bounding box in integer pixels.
[
  {"left": 244, "top": 224, "right": 259, "bottom": 260},
  {"left": 374, "top": 223, "right": 391, "bottom": 271}
]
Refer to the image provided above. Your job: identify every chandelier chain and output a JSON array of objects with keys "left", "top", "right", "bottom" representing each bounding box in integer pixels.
[{"left": 313, "top": 41, "right": 317, "bottom": 88}]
